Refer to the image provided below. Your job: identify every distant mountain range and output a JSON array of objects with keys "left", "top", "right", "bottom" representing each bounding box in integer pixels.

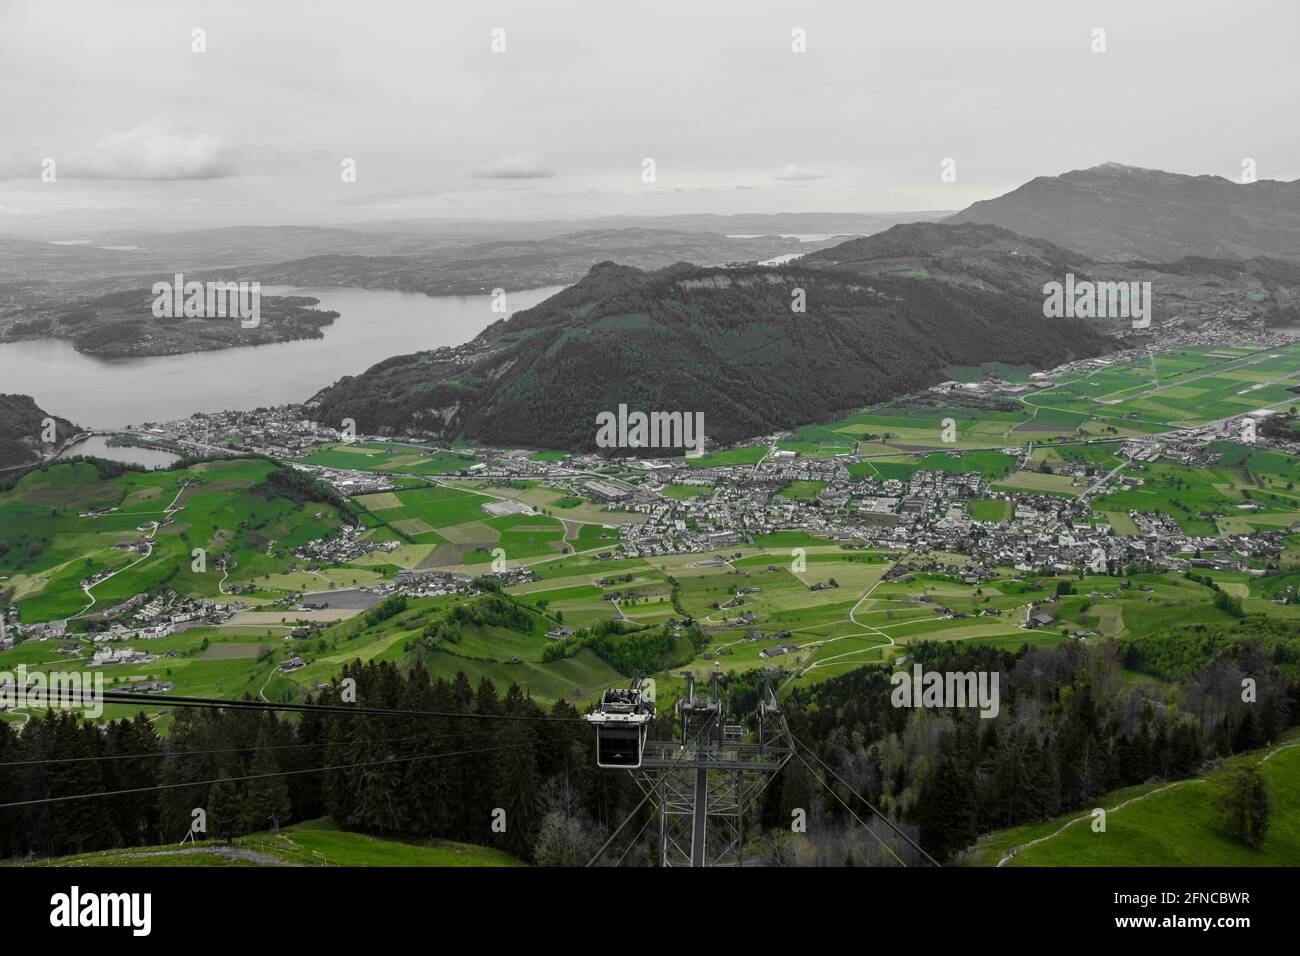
[
  {"left": 307, "top": 198, "right": 1300, "bottom": 452},
  {"left": 307, "top": 257, "right": 1114, "bottom": 452},
  {"left": 800, "top": 221, "right": 1300, "bottom": 329},
  {"left": 0, "top": 226, "right": 871, "bottom": 306},
  {"left": 235, "top": 228, "right": 857, "bottom": 296},
  {"left": 339, "top": 211, "right": 948, "bottom": 240},
  {"left": 949, "top": 162, "right": 1300, "bottom": 261},
  {"left": 0, "top": 212, "right": 940, "bottom": 297}
]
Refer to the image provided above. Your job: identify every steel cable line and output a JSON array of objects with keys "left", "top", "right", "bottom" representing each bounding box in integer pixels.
[
  {"left": 613, "top": 813, "right": 655, "bottom": 867},
  {"left": 28, "top": 689, "right": 588, "bottom": 723},
  {"left": 583, "top": 786, "right": 656, "bottom": 867},
  {"left": 584, "top": 737, "right": 694, "bottom": 867},
  {"left": 0, "top": 731, "right": 575, "bottom": 811},
  {"left": 785, "top": 724, "right": 939, "bottom": 866},
  {"left": 0, "top": 726, "right": 505, "bottom": 769},
  {"left": 784, "top": 738, "right": 909, "bottom": 866}
]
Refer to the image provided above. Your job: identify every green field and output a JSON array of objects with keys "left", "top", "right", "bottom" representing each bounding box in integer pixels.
[
  {"left": 855, "top": 450, "right": 1017, "bottom": 483},
  {"left": 661, "top": 483, "right": 714, "bottom": 500},
  {"left": 15, "top": 817, "right": 521, "bottom": 868},
  {"left": 778, "top": 344, "right": 1300, "bottom": 470},
  {"left": 968, "top": 734, "right": 1300, "bottom": 866},
  {"left": 355, "top": 484, "right": 495, "bottom": 536},
  {"left": 1091, "top": 443, "right": 1300, "bottom": 536},
  {"left": 0, "top": 458, "right": 360, "bottom": 622},
  {"left": 776, "top": 480, "right": 827, "bottom": 500},
  {"left": 293, "top": 442, "right": 477, "bottom": 475},
  {"left": 685, "top": 445, "right": 767, "bottom": 468},
  {"left": 968, "top": 499, "right": 1011, "bottom": 522},
  {"left": 992, "top": 470, "right": 1082, "bottom": 496},
  {"left": 1025, "top": 344, "right": 1300, "bottom": 433}
]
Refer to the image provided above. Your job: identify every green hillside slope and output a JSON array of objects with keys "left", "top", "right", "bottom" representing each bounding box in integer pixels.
[
  {"left": 967, "top": 733, "right": 1300, "bottom": 866},
  {"left": 309, "top": 260, "right": 1114, "bottom": 451},
  {"left": 11, "top": 817, "right": 521, "bottom": 868}
]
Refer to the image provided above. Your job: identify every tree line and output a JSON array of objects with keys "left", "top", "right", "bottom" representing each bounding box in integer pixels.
[
  {"left": 2, "top": 627, "right": 1294, "bottom": 865},
  {"left": 0, "top": 660, "right": 641, "bottom": 865},
  {"left": 761, "top": 635, "right": 1296, "bottom": 862}
]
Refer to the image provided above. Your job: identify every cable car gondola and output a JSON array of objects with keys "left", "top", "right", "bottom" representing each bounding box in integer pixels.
[{"left": 584, "top": 680, "right": 655, "bottom": 769}]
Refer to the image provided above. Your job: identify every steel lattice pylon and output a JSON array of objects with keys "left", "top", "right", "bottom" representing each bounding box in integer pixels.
[
  {"left": 586, "top": 668, "right": 939, "bottom": 869},
  {"left": 629, "top": 670, "right": 791, "bottom": 867}
]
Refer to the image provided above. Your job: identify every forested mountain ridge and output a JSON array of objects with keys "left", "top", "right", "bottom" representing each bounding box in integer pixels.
[
  {"left": 308, "top": 259, "right": 1114, "bottom": 452},
  {"left": 0, "top": 394, "right": 80, "bottom": 469},
  {"left": 799, "top": 221, "right": 1092, "bottom": 298}
]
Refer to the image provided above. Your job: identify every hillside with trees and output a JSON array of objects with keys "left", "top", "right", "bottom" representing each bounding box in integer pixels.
[
  {"left": 308, "top": 259, "right": 1114, "bottom": 452},
  {"left": 0, "top": 394, "right": 79, "bottom": 469}
]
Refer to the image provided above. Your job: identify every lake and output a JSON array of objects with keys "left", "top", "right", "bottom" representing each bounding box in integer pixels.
[
  {"left": 58, "top": 435, "right": 181, "bottom": 469},
  {"left": 0, "top": 284, "right": 567, "bottom": 429}
]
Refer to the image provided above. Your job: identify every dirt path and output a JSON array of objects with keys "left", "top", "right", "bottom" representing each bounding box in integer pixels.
[
  {"left": 779, "top": 571, "right": 898, "bottom": 688},
  {"left": 111, "top": 845, "right": 293, "bottom": 866},
  {"left": 995, "top": 739, "right": 1300, "bottom": 866},
  {"left": 73, "top": 481, "right": 190, "bottom": 618}
]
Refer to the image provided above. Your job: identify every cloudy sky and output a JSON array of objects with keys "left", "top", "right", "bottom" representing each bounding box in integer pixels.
[{"left": 1, "top": 0, "right": 1296, "bottom": 236}]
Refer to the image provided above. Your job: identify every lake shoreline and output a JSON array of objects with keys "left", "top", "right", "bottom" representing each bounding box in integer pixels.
[
  {"left": 0, "top": 284, "right": 567, "bottom": 430},
  {"left": 56, "top": 434, "right": 182, "bottom": 470}
]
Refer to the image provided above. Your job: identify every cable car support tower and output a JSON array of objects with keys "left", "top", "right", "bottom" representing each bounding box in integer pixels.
[{"left": 586, "top": 669, "right": 791, "bottom": 867}]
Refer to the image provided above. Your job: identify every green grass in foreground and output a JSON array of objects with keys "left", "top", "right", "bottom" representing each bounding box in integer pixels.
[
  {"left": 966, "top": 732, "right": 1300, "bottom": 866},
  {"left": 13, "top": 817, "right": 521, "bottom": 867}
]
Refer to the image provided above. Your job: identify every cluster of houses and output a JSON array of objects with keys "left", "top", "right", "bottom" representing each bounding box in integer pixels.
[
  {"left": 287, "top": 462, "right": 394, "bottom": 496},
  {"left": 389, "top": 568, "right": 490, "bottom": 599},
  {"left": 89, "top": 645, "right": 156, "bottom": 667},
  {"left": 604, "top": 422, "right": 1294, "bottom": 577},
  {"left": 294, "top": 524, "right": 400, "bottom": 563},
  {"left": 111, "top": 680, "right": 174, "bottom": 695},
  {"left": 4, "top": 590, "right": 237, "bottom": 651},
  {"left": 141, "top": 407, "right": 334, "bottom": 458}
]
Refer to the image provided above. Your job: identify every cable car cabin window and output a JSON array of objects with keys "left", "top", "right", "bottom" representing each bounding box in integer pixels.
[{"left": 597, "top": 725, "right": 642, "bottom": 767}]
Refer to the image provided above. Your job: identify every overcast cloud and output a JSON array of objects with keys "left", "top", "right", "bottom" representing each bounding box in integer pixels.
[{"left": 0, "top": 0, "right": 1296, "bottom": 236}]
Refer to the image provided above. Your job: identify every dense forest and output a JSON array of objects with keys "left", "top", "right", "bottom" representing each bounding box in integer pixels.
[
  {"left": 765, "top": 630, "right": 1297, "bottom": 863},
  {"left": 4, "top": 613, "right": 1295, "bottom": 864},
  {"left": 0, "top": 660, "right": 640, "bottom": 866},
  {"left": 0, "top": 393, "right": 79, "bottom": 469}
]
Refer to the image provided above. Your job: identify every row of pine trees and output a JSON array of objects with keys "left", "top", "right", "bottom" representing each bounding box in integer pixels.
[
  {"left": 0, "top": 660, "right": 639, "bottom": 863},
  {"left": 1, "top": 636, "right": 1294, "bottom": 864},
  {"left": 768, "top": 637, "right": 1295, "bottom": 862}
]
